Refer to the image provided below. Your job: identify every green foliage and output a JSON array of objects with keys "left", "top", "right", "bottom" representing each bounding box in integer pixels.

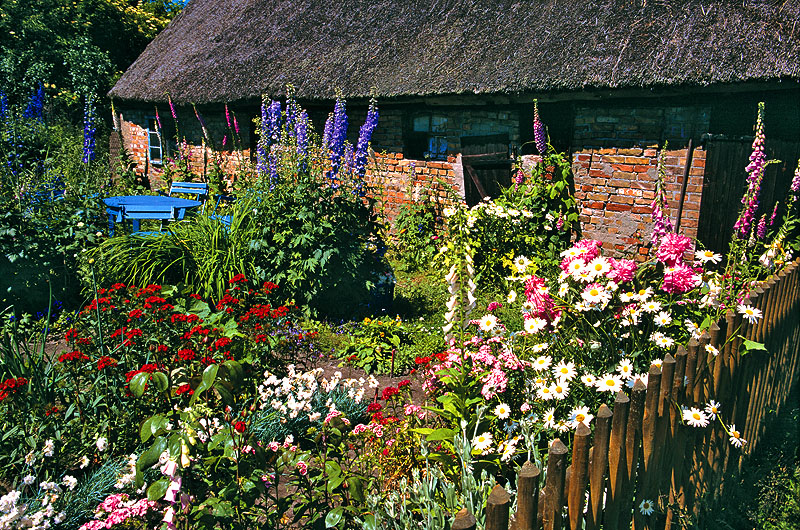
[
  {"left": 392, "top": 185, "right": 443, "bottom": 272},
  {"left": 0, "top": 0, "right": 182, "bottom": 102},
  {"left": 454, "top": 148, "right": 580, "bottom": 287}
]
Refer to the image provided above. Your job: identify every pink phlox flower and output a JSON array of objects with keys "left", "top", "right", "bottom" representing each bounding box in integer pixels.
[
  {"left": 481, "top": 368, "right": 509, "bottom": 399},
  {"left": 656, "top": 233, "right": 693, "bottom": 266},
  {"left": 524, "top": 275, "right": 555, "bottom": 320},
  {"left": 574, "top": 239, "right": 602, "bottom": 261},
  {"left": 487, "top": 301, "right": 502, "bottom": 312},
  {"left": 323, "top": 409, "right": 342, "bottom": 424}
]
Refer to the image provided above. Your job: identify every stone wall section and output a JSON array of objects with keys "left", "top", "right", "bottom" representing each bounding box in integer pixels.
[{"left": 572, "top": 147, "right": 706, "bottom": 259}]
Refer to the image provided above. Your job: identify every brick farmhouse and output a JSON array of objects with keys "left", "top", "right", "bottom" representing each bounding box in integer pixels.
[{"left": 109, "top": 0, "right": 800, "bottom": 257}]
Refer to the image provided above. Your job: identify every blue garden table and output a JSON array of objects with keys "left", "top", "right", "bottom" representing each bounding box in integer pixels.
[{"left": 104, "top": 195, "right": 202, "bottom": 235}]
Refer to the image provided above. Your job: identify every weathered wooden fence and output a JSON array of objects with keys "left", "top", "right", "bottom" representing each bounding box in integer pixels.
[{"left": 456, "top": 259, "right": 800, "bottom": 530}]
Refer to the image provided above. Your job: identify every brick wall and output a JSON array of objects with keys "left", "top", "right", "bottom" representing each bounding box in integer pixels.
[
  {"left": 572, "top": 146, "right": 706, "bottom": 259},
  {"left": 573, "top": 105, "right": 711, "bottom": 147}
]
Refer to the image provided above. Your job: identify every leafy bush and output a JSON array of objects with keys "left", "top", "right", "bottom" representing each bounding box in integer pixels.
[{"left": 392, "top": 184, "right": 443, "bottom": 272}]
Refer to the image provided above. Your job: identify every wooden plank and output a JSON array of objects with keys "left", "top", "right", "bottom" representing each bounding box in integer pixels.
[
  {"left": 516, "top": 461, "right": 540, "bottom": 530},
  {"left": 486, "top": 484, "right": 511, "bottom": 530},
  {"left": 567, "top": 423, "right": 591, "bottom": 530},
  {"left": 632, "top": 364, "right": 662, "bottom": 530},
  {"left": 453, "top": 508, "right": 477, "bottom": 530},
  {"left": 604, "top": 391, "right": 630, "bottom": 527},
  {"left": 543, "top": 439, "right": 568, "bottom": 530},
  {"left": 586, "top": 405, "right": 612, "bottom": 530}
]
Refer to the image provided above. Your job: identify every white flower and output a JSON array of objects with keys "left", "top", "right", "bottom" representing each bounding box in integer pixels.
[
  {"left": 616, "top": 359, "right": 634, "bottom": 380},
  {"left": 23, "top": 474, "right": 35, "bottom": 485},
  {"left": 25, "top": 451, "right": 36, "bottom": 466},
  {"left": 542, "top": 408, "right": 556, "bottom": 429},
  {"left": 96, "top": 437, "right": 108, "bottom": 452},
  {"left": 728, "top": 424, "right": 747, "bottom": 448},
  {"left": 580, "top": 373, "right": 597, "bottom": 387},
  {"left": 704, "top": 400, "right": 721, "bottom": 420},
  {"left": 507, "top": 290, "right": 517, "bottom": 304},
  {"left": 532, "top": 355, "right": 552, "bottom": 371},
  {"left": 651, "top": 332, "right": 674, "bottom": 349},
  {"left": 532, "top": 342, "right": 549, "bottom": 353},
  {"left": 513, "top": 256, "right": 531, "bottom": 274},
  {"left": 309, "top": 412, "right": 322, "bottom": 422},
  {"left": 737, "top": 304, "right": 762, "bottom": 324},
  {"left": 79, "top": 455, "right": 90, "bottom": 469},
  {"left": 626, "top": 373, "right": 649, "bottom": 388},
  {"left": 587, "top": 257, "right": 611, "bottom": 278},
  {"left": 536, "top": 385, "right": 555, "bottom": 401},
  {"left": 637, "top": 287, "right": 654, "bottom": 302},
  {"left": 705, "top": 344, "right": 719, "bottom": 356},
  {"left": 552, "top": 361, "right": 576, "bottom": 381},
  {"left": 62, "top": 475, "right": 77, "bottom": 491},
  {"left": 651, "top": 358, "right": 663, "bottom": 368},
  {"left": 494, "top": 403, "right": 511, "bottom": 420},
  {"left": 472, "top": 432, "right": 494, "bottom": 453},
  {"left": 639, "top": 499, "right": 655, "bottom": 516},
  {"left": 524, "top": 317, "right": 547, "bottom": 334},
  {"left": 479, "top": 314, "right": 498, "bottom": 332},
  {"left": 620, "top": 291, "right": 636, "bottom": 303},
  {"left": 654, "top": 311, "right": 673, "bottom": 327},
  {"left": 551, "top": 380, "right": 570, "bottom": 400},
  {"left": 684, "top": 319, "right": 701, "bottom": 339},
  {"left": 568, "top": 406, "right": 594, "bottom": 429},
  {"left": 641, "top": 300, "right": 661, "bottom": 313},
  {"left": 499, "top": 437, "right": 519, "bottom": 462},
  {"left": 695, "top": 249, "right": 722, "bottom": 264},
  {"left": 682, "top": 407, "right": 709, "bottom": 427},
  {"left": 43, "top": 439, "right": 55, "bottom": 458},
  {"left": 597, "top": 374, "right": 622, "bottom": 393}
]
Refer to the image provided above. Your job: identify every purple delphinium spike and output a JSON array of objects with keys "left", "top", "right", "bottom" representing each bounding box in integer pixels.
[
  {"left": 322, "top": 113, "right": 334, "bottom": 149},
  {"left": 256, "top": 97, "right": 269, "bottom": 178},
  {"left": 295, "top": 110, "right": 309, "bottom": 158},
  {"left": 327, "top": 97, "right": 348, "bottom": 181},
  {"left": 733, "top": 102, "right": 767, "bottom": 238},
  {"left": 352, "top": 99, "right": 379, "bottom": 181},
  {"left": 267, "top": 100, "right": 281, "bottom": 144},
  {"left": 651, "top": 145, "right": 674, "bottom": 245},
  {"left": 82, "top": 97, "right": 97, "bottom": 163},
  {"left": 533, "top": 99, "right": 546, "bottom": 155},
  {"left": 23, "top": 84, "right": 45, "bottom": 121}
]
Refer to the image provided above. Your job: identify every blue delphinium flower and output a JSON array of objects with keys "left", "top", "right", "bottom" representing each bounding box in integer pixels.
[
  {"left": 82, "top": 97, "right": 97, "bottom": 163},
  {"left": 353, "top": 99, "right": 379, "bottom": 181},
  {"left": 267, "top": 100, "right": 281, "bottom": 144},
  {"left": 327, "top": 97, "right": 348, "bottom": 182},
  {"left": 23, "top": 84, "right": 45, "bottom": 121},
  {"left": 295, "top": 110, "right": 309, "bottom": 159},
  {"left": 256, "top": 97, "right": 270, "bottom": 178}
]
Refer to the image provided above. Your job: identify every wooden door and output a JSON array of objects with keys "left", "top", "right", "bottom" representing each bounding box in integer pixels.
[
  {"left": 460, "top": 133, "right": 512, "bottom": 206},
  {"left": 697, "top": 135, "right": 800, "bottom": 253}
]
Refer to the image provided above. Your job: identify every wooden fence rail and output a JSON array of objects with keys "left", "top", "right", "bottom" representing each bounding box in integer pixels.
[{"left": 456, "top": 258, "right": 800, "bottom": 530}]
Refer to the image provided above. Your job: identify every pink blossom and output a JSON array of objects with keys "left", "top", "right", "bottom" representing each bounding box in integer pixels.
[
  {"left": 523, "top": 275, "right": 555, "bottom": 320},
  {"left": 607, "top": 258, "right": 637, "bottom": 283},
  {"left": 662, "top": 264, "right": 701, "bottom": 293},
  {"left": 296, "top": 461, "right": 308, "bottom": 476},
  {"left": 656, "top": 233, "right": 693, "bottom": 266},
  {"left": 486, "top": 301, "right": 502, "bottom": 312}
]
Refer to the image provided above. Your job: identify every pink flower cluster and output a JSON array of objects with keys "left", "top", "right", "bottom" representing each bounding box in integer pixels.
[
  {"left": 559, "top": 240, "right": 602, "bottom": 273},
  {"left": 733, "top": 103, "right": 767, "bottom": 238},
  {"left": 79, "top": 494, "right": 158, "bottom": 530},
  {"left": 656, "top": 233, "right": 694, "bottom": 267},
  {"left": 523, "top": 275, "right": 556, "bottom": 320},
  {"left": 607, "top": 258, "right": 637, "bottom": 283}
]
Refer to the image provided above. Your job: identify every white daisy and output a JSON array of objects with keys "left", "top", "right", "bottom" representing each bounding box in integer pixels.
[
  {"left": 532, "top": 355, "right": 552, "bottom": 371},
  {"left": 637, "top": 287, "right": 654, "bottom": 302},
  {"left": 567, "top": 259, "right": 586, "bottom": 276},
  {"left": 705, "top": 344, "right": 719, "bottom": 356},
  {"left": 639, "top": 499, "right": 655, "bottom": 516},
  {"left": 532, "top": 342, "right": 549, "bottom": 353},
  {"left": 537, "top": 385, "right": 555, "bottom": 401},
  {"left": 551, "top": 379, "right": 570, "bottom": 400},
  {"left": 728, "top": 424, "right": 746, "bottom": 448},
  {"left": 513, "top": 256, "right": 531, "bottom": 274},
  {"left": 704, "top": 400, "right": 721, "bottom": 420},
  {"left": 542, "top": 408, "right": 556, "bottom": 429},
  {"left": 524, "top": 317, "right": 548, "bottom": 334},
  {"left": 494, "top": 403, "right": 511, "bottom": 420},
  {"left": 558, "top": 283, "right": 569, "bottom": 297},
  {"left": 695, "top": 249, "right": 722, "bottom": 264},
  {"left": 684, "top": 319, "right": 702, "bottom": 339},
  {"left": 479, "top": 314, "right": 498, "bottom": 332},
  {"left": 682, "top": 407, "right": 709, "bottom": 427},
  {"left": 597, "top": 374, "right": 622, "bottom": 393},
  {"left": 626, "top": 372, "right": 649, "bottom": 388},
  {"left": 587, "top": 256, "right": 611, "bottom": 277},
  {"left": 616, "top": 359, "right": 634, "bottom": 380},
  {"left": 737, "top": 304, "right": 762, "bottom": 324},
  {"left": 507, "top": 290, "right": 517, "bottom": 304},
  {"left": 641, "top": 300, "right": 662, "bottom": 313},
  {"left": 552, "top": 361, "right": 577, "bottom": 381},
  {"left": 580, "top": 373, "right": 597, "bottom": 387},
  {"left": 620, "top": 291, "right": 636, "bottom": 303},
  {"left": 651, "top": 358, "right": 663, "bottom": 368},
  {"left": 472, "top": 432, "right": 494, "bottom": 453},
  {"left": 654, "top": 311, "right": 673, "bottom": 327},
  {"left": 568, "top": 406, "right": 594, "bottom": 429}
]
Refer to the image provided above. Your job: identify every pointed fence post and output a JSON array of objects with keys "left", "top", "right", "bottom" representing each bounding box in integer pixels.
[
  {"left": 568, "top": 422, "right": 591, "bottom": 530},
  {"left": 452, "top": 508, "right": 477, "bottom": 530},
  {"left": 516, "top": 461, "right": 540, "bottom": 530},
  {"left": 586, "top": 404, "right": 612, "bottom": 530},
  {"left": 486, "top": 484, "right": 510, "bottom": 530},
  {"left": 543, "top": 439, "right": 568, "bottom": 530}
]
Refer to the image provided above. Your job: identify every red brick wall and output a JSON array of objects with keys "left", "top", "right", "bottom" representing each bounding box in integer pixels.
[{"left": 572, "top": 147, "right": 706, "bottom": 259}]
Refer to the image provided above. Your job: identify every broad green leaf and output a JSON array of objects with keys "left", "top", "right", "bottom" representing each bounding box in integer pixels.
[
  {"left": 742, "top": 339, "right": 767, "bottom": 352},
  {"left": 361, "top": 514, "right": 377, "bottom": 530},
  {"left": 137, "top": 436, "right": 167, "bottom": 471},
  {"left": 151, "top": 372, "right": 168, "bottom": 393},
  {"left": 426, "top": 428, "right": 457, "bottom": 442},
  {"left": 147, "top": 478, "right": 169, "bottom": 500},
  {"left": 325, "top": 507, "right": 344, "bottom": 528},
  {"left": 130, "top": 371, "right": 151, "bottom": 398}
]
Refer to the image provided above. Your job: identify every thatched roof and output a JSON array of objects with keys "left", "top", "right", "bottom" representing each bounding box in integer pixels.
[{"left": 110, "top": 0, "right": 800, "bottom": 104}]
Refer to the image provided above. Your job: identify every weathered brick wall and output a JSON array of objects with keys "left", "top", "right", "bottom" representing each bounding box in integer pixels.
[
  {"left": 573, "top": 105, "right": 711, "bottom": 147},
  {"left": 572, "top": 147, "right": 706, "bottom": 259},
  {"left": 364, "top": 153, "right": 461, "bottom": 225}
]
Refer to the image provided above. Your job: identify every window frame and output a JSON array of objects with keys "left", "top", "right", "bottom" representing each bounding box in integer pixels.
[{"left": 146, "top": 117, "right": 163, "bottom": 165}]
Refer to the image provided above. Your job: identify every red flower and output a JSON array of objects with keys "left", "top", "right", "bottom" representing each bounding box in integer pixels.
[
  {"left": 45, "top": 406, "right": 59, "bottom": 416},
  {"left": 367, "top": 402, "right": 382, "bottom": 413},
  {"left": 97, "top": 356, "right": 118, "bottom": 371},
  {"left": 381, "top": 387, "right": 399, "bottom": 400},
  {"left": 176, "top": 384, "right": 194, "bottom": 396},
  {"left": 58, "top": 350, "right": 89, "bottom": 363},
  {"left": 111, "top": 283, "right": 126, "bottom": 290},
  {"left": 233, "top": 421, "right": 246, "bottom": 433},
  {"left": 229, "top": 274, "right": 249, "bottom": 284},
  {"left": 398, "top": 379, "right": 411, "bottom": 389},
  {"left": 177, "top": 349, "right": 196, "bottom": 361},
  {"left": 189, "top": 293, "right": 203, "bottom": 300},
  {"left": 414, "top": 356, "right": 431, "bottom": 365},
  {"left": 64, "top": 328, "right": 79, "bottom": 342}
]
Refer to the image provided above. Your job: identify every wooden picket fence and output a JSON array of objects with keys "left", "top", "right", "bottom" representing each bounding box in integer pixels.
[{"left": 453, "top": 258, "right": 800, "bottom": 530}]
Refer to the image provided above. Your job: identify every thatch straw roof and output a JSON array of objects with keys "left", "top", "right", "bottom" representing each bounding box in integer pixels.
[{"left": 109, "top": 0, "right": 800, "bottom": 104}]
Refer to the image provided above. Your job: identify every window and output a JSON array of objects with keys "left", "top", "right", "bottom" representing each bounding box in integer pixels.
[
  {"left": 146, "top": 117, "right": 163, "bottom": 164},
  {"left": 404, "top": 114, "right": 448, "bottom": 160}
]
